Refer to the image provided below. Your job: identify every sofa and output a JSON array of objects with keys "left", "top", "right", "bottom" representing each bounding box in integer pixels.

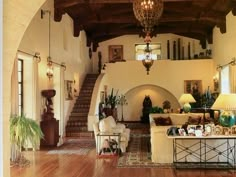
[
  {"left": 93, "top": 116, "right": 130, "bottom": 154},
  {"left": 149, "top": 113, "right": 211, "bottom": 163}
]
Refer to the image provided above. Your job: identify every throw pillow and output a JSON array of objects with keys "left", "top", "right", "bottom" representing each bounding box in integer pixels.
[
  {"left": 188, "top": 116, "right": 201, "bottom": 125},
  {"left": 200, "top": 116, "right": 212, "bottom": 124},
  {"left": 154, "top": 117, "right": 172, "bottom": 126}
]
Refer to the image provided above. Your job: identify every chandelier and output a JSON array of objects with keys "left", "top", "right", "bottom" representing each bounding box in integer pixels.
[
  {"left": 133, "top": 0, "right": 164, "bottom": 33},
  {"left": 142, "top": 32, "right": 154, "bottom": 75}
]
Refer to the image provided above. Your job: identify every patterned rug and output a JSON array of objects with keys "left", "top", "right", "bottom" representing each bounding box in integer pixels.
[
  {"left": 117, "top": 134, "right": 173, "bottom": 168},
  {"left": 47, "top": 138, "right": 95, "bottom": 155}
]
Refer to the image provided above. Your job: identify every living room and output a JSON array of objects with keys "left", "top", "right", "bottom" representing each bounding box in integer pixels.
[{"left": 2, "top": 0, "right": 236, "bottom": 177}]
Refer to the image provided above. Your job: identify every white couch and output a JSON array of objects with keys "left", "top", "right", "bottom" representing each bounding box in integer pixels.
[
  {"left": 93, "top": 116, "right": 130, "bottom": 153},
  {"left": 149, "top": 113, "right": 210, "bottom": 163}
]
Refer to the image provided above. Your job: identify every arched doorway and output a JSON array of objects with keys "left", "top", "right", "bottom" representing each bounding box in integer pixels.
[
  {"left": 2, "top": 0, "right": 46, "bottom": 176},
  {"left": 122, "top": 84, "right": 180, "bottom": 121}
]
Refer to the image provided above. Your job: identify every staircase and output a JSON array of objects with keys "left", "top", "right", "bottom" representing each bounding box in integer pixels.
[{"left": 66, "top": 74, "right": 98, "bottom": 138}]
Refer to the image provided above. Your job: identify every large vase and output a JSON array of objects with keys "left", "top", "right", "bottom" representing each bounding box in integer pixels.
[{"left": 219, "top": 111, "right": 236, "bottom": 127}]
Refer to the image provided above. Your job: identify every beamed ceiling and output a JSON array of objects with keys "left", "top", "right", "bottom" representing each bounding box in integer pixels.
[{"left": 54, "top": 0, "right": 236, "bottom": 51}]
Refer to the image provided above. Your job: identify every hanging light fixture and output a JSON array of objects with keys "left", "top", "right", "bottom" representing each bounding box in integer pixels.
[
  {"left": 133, "top": 0, "right": 164, "bottom": 33},
  {"left": 41, "top": 9, "right": 54, "bottom": 79},
  {"left": 142, "top": 32, "right": 154, "bottom": 75},
  {"left": 46, "top": 57, "right": 53, "bottom": 79},
  {"left": 133, "top": 0, "right": 163, "bottom": 75}
]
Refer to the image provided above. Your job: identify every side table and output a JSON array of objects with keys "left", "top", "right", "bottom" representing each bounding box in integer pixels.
[{"left": 96, "top": 132, "right": 121, "bottom": 156}]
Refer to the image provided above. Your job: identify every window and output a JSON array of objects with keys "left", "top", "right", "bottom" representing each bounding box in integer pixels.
[
  {"left": 135, "top": 43, "right": 161, "bottom": 60},
  {"left": 18, "top": 59, "right": 23, "bottom": 115},
  {"left": 220, "top": 66, "right": 230, "bottom": 93}
]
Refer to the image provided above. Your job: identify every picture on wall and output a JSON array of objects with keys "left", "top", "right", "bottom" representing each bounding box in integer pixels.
[
  {"left": 65, "top": 80, "right": 73, "bottom": 100},
  {"left": 109, "top": 45, "right": 124, "bottom": 62},
  {"left": 184, "top": 80, "right": 202, "bottom": 108},
  {"left": 184, "top": 80, "right": 202, "bottom": 95}
]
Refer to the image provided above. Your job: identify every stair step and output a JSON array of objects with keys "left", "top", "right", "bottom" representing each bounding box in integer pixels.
[
  {"left": 79, "top": 90, "right": 93, "bottom": 94},
  {"left": 86, "top": 74, "right": 99, "bottom": 78},
  {"left": 66, "top": 126, "right": 88, "bottom": 132},
  {"left": 69, "top": 116, "right": 87, "bottom": 121},
  {"left": 67, "top": 121, "right": 87, "bottom": 127},
  {"left": 78, "top": 93, "right": 93, "bottom": 97},
  {"left": 74, "top": 103, "right": 90, "bottom": 107},
  {"left": 75, "top": 100, "right": 91, "bottom": 104},
  {"left": 71, "top": 112, "right": 88, "bottom": 116},
  {"left": 83, "top": 81, "right": 96, "bottom": 85},
  {"left": 72, "top": 108, "right": 89, "bottom": 113},
  {"left": 76, "top": 97, "right": 91, "bottom": 101},
  {"left": 66, "top": 131, "right": 94, "bottom": 138},
  {"left": 66, "top": 73, "right": 99, "bottom": 138}
]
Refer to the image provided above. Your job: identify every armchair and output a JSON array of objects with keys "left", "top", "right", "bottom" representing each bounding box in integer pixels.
[{"left": 93, "top": 116, "right": 130, "bottom": 153}]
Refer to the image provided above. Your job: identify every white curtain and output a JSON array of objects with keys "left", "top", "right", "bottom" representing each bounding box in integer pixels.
[
  {"left": 59, "top": 67, "right": 65, "bottom": 144},
  {"left": 220, "top": 66, "right": 230, "bottom": 94},
  {"left": 32, "top": 57, "right": 39, "bottom": 122},
  {"left": 10, "top": 56, "right": 19, "bottom": 162},
  {"left": 11, "top": 57, "right": 19, "bottom": 115},
  {"left": 229, "top": 65, "right": 236, "bottom": 93}
]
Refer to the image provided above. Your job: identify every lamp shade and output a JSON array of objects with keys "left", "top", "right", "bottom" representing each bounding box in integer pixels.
[
  {"left": 179, "top": 93, "right": 196, "bottom": 113},
  {"left": 179, "top": 94, "right": 196, "bottom": 104},
  {"left": 211, "top": 93, "right": 236, "bottom": 110},
  {"left": 211, "top": 93, "right": 236, "bottom": 127}
]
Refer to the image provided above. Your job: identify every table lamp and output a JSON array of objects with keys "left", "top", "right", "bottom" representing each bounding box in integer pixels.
[
  {"left": 211, "top": 93, "right": 236, "bottom": 127},
  {"left": 179, "top": 93, "right": 196, "bottom": 113}
]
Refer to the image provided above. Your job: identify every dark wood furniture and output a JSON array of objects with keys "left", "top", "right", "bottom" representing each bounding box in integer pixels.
[{"left": 40, "top": 89, "right": 59, "bottom": 147}]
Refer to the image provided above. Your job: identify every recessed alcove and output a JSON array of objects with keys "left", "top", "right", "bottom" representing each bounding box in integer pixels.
[{"left": 122, "top": 84, "right": 180, "bottom": 121}]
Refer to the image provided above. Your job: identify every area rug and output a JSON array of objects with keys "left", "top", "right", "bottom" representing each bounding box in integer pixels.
[
  {"left": 47, "top": 138, "right": 95, "bottom": 155},
  {"left": 117, "top": 134, "right": 173, "bottom": 168}
]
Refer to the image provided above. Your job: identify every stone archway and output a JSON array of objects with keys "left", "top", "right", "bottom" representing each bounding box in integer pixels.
[{"left": 2, "top": 0, "right": 46, "bottom": 176}]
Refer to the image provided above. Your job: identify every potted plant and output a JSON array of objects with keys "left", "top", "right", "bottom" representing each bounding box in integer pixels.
[
  {"left": 10, "top": 114, "right": 44, "bottom": 166},
  {"left": 105, "top": 88, "right": 119, "bottom": 109}
]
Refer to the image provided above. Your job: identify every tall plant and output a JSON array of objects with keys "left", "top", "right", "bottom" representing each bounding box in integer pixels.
[
  {"left": 10, "top": 114, "right": 44, "bottom": 166},
  {"left": 105, "top": 88, "right": 119, "bottom": 109}
]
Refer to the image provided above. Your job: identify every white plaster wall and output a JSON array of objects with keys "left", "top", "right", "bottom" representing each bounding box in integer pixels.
[
  {"left": 92, "top": 34, "right": 205, "bottom": 72},
  {"left": 18, "top": 0, "right": 93, "bottom": 130},
  {"left": 2, "top": 0, "right": 236, "bottom": 175},
  {"left": 3, "top": 0, "right": 47, "bottom": 176},
  {"left": 88, "top": 59, "right": 214, "bottom": 124},
  {"left": 213, "top": 12, "right": 236, "bottom": 66}
]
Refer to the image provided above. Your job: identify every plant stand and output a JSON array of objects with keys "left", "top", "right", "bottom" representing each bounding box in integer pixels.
[{"left": 40, "top": 89, "right": 59, "bottom": 147}]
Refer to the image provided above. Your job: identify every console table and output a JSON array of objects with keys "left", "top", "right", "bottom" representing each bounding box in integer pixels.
[{"left": 168, "top": 136, "right": 236, "bottom": 169}]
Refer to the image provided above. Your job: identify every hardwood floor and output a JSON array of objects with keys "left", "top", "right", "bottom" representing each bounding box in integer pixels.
[
  {"left": 10, "top": 123, "right": 236, "bottom": 177},
  {"left": 10, "top": 147, "right": 236, "bottom": 177}
]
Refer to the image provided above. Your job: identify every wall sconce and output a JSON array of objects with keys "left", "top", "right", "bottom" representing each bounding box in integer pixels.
[{"left": 213, "top": 74, "right": 219, "bottom": 92}]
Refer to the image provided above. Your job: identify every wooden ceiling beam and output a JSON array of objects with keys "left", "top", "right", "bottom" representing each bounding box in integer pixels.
[
  {"left": 54, "top": 0, "right": 197, "bottom": 9},
  {"left": 83, "top": 15, "right": 224, "bottom": 25}
]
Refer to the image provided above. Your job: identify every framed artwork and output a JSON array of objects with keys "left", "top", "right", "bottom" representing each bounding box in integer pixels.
[
  {"left": 231, "top": 125, "right": 236, "bottom": 135},
  {"left": 109, "top": 45, "right": 123, "bottom": 62},
  {"left": 184, "top": 80, "right": 202, "bottom": 95},
  {"left": 65, "top": 80, "right": 73, "bottom": 100},
  {"left": 214, "top": 125, "right": 223, "bottom": 135}
]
